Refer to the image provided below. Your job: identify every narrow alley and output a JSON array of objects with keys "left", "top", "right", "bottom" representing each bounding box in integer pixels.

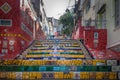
[{"left": 0, "top": 0, "right": 120, "bottom": 79}]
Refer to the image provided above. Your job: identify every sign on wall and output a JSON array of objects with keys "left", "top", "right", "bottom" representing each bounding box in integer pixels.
[{"left": 94, "top": 32, "right": 98, "bottom": 39}]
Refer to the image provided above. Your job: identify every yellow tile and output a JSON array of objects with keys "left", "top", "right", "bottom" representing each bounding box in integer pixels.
[
  {"left": 80, "top": 72, "right": 89, "bottom": 79},
  {"left": 96, "top": 72, "right": 104, "bottom": 79},
  {"left": 54, "top": 72, "right": 63, "bottom": 79},
  {"left": 109, "top": 72, "right": 117, "bottom": 79}
]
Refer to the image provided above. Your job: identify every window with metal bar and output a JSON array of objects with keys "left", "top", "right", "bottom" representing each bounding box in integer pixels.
[{"left": 115, "top": 0, "right": 120, "bottom": 27}]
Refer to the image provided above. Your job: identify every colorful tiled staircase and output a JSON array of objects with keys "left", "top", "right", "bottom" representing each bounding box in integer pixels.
[
  {"left": 24, "top": 39, "right": 88, "bottom": 60},
  {"left": 0, "top": 39, "right": 119, "bottom": 80}
]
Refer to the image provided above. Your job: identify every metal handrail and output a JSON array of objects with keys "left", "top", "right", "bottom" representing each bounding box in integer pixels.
[
  {"left": 77, "top": 40, "right": 93, "bottom": 59},
  {"left": 15, "top": 40, "right": 36, "bottom": 59}
]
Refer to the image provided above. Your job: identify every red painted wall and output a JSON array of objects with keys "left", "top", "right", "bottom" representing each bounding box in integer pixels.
[
  {"left": 84, "top": 30, "right": 94, "bottom": 49},
  {"left": 84, "top": 29, "right": 107, "bottom": 50},
  {"left": 73, "top": 20, "right": 81, "bottom": 39},
  {"left": 0, "top": 0, "right": 20, "bottom": 34},
  {"left": 75, "top": 27, "right": 80, "bottom": 39},
  {"left": 0, "top": 0, "right": 34, "bottom": 59},
  {"left": 35, "top": 22, "right": 44, "bottom": 40},
  {"left": 79, "top": 26, "right": 84, "bottom": 39},
  {"left": 73, "top": 19, "right": 107, "bottom": 51}
]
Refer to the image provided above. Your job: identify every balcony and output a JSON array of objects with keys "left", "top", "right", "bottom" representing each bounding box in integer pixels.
[{"left": 84, "top": 20, "right": 107, "bottom": 29}]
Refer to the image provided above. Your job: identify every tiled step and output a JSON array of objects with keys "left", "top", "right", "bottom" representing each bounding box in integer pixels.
[
  {"left": 25, "top": 55, "right": 85, "bottom": 59},
  {"left": 0, "top": 65, "right": 116, "bottom": 72},
  {"left": 0, "top": 72, "right": 118, "bottom": 80},
  {"left": 20, "top": 39, "right": 92, "bottom": 59},
  {"left": 0, "top": 60, "right": 119, "bottom": 66}
]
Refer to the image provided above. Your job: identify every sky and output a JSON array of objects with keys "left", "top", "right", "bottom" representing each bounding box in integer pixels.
[{"left": 43, "top": 0, "right": 75, "bottom": 19}]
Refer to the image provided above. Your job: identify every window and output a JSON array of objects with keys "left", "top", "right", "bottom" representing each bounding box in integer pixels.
[
  {"left": 97, "top": 5, "right": 106, "bottom": 29},
  {"left": 21, "top": 23, "right": 32, "bottom": 37},
  {"left": 86, "top": 0, "right": 91, "bottom": 13},
  {"left": 115, "top": 0, "right": 120, "bottom": 27},
  {"left": 87, "top": 18, "right": 91, "bottom": 26},
  {"left": 41, "top": 0, "right": 44, "bottom": 6},
  {"left": 101, "top": 11, "right": 106, "bottom": 28},
  {"left": 0, "top": 19, "right": 12, "bottom": 26}
]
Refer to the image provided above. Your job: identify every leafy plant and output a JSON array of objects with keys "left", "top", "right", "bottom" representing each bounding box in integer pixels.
[{"left": 59, "top": 11, "right": 74, "bottom": 36}]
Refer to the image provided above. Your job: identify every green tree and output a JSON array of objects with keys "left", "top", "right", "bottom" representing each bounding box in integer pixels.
[{"left": 59, "top": 10, "right": 74, "bottom": 36}]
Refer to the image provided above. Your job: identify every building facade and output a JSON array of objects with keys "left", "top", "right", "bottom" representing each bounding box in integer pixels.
[
  {"left": 74, "top": 0, "right": 120, "bottom": 53},
  {"left": 31, "top": 0, "right": 50, "bottom": 38},
  {"left": 48, "top": 17, "right": 62, "bottom": 36},
  {"left": 81, "top": 0, "right": 96, "bottom": 27},
  {"left": 0, "top": 0, "right": 48, "bottom": 59},
  {"left": 48, "top": 17, "right": 54, "bottom": 36},
  {"left": 94, "top": 0, "right": 120, "bottom": 52}
]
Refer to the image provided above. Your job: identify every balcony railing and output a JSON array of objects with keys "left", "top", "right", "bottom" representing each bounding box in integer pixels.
[{"left": 84, "top": 20, "right": 107, "bottom": 29}]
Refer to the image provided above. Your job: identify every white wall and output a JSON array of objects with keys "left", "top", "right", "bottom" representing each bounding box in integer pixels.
[
  {"left": 82, "top": 0, "right": 95, "bottom": 26},
  {"left": 106, "top": 0, "right": 120, "bottom": 48},
  {"left": 81, "top": 0, "right": 120, "bottom": 48}
]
